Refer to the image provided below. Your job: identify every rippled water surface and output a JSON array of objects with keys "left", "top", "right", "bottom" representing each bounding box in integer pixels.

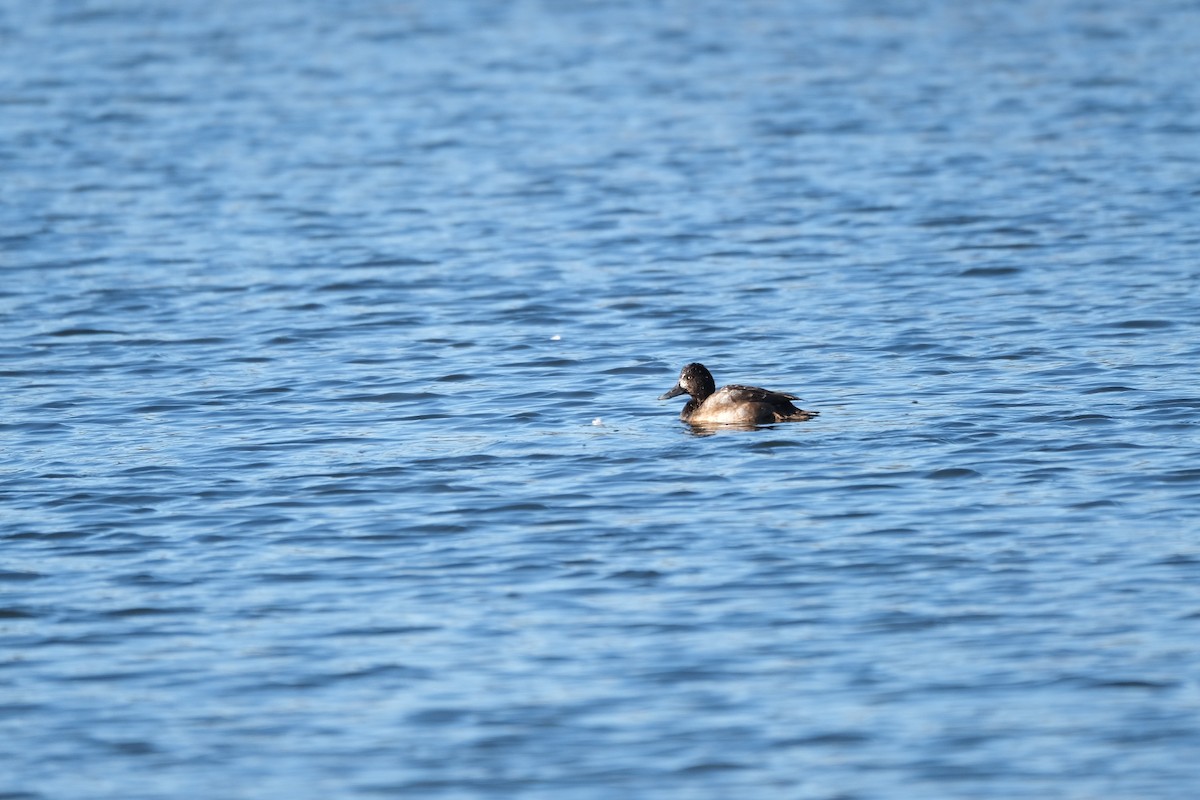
[{"left": 4, "top": 1, "right": 1200, "bottom": 797}]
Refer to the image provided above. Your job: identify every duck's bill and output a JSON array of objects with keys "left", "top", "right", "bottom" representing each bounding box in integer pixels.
[{"left": 658, "top": 384, "right": 686, "bottom": 400}]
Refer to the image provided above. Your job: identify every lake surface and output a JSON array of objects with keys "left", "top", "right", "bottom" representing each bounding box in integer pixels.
[{"left": 3, "top": 1, "right": 1200, "bottom": 797}]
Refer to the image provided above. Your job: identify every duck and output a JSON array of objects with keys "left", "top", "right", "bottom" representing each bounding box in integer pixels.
[{"left": 658, "top": 362, "right": 817, "bottom": 425}]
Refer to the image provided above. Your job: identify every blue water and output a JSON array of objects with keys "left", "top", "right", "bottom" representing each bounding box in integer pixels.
[{"left": 4, "top": 1, "right": 1200, "bottom": 797}]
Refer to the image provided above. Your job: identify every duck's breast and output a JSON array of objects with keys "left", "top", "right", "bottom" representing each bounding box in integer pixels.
[{"left": 688, "top": 390, "right": 775, "bottom": 425}]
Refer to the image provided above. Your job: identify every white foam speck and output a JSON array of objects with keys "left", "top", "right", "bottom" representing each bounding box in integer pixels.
[{"left": 592, "top": 418, "right": 603, "bottom": 426}]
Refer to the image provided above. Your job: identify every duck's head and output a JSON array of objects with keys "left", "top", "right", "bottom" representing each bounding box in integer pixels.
[{"left": 658, "top": 362, "right": 716, "bottom": 401}]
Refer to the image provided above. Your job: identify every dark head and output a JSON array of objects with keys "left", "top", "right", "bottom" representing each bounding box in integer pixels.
[{"left": 658, "top": 362, "right": 717, "bottom": 402}]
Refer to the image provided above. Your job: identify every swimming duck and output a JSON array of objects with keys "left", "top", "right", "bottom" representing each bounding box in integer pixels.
[{"left": 658, "top": 362, "right": 817, "bottom": 425}]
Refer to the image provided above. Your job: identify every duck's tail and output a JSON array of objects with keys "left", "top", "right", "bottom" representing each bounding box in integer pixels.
[{"left": 779, "top": 408, "right": 818, "bottom": 422}]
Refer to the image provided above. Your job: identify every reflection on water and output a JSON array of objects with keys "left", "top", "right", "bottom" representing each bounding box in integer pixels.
[
  {"left": 674, "top": 419, "right": 822, "bottom": 437},
  {"left": 684, "top": 421, "right": 774, "bottom": 436}
]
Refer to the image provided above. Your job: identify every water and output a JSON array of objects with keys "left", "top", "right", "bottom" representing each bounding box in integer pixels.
[{"left": 4, "top": 1, "right": 1200, "bottom": 797}]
